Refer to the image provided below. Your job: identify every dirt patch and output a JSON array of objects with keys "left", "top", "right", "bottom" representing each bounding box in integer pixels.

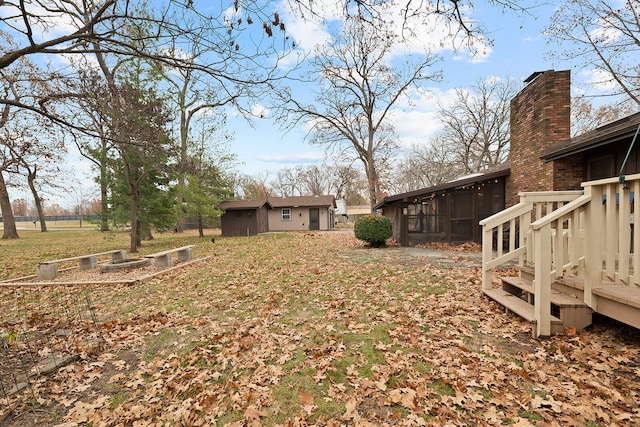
[{"left": 347, "top": 245, "right": 484, "bottom": 268}]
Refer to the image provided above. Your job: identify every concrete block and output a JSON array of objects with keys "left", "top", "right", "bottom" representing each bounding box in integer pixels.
[
  {"left": 177, "top": 247, "right": 193, "bottom": 262},
  {"left": 79, "top": 256, "right": 97, "bottom": 270},
  {"left": 37, "top": 263, "right": 58, "bottom": 280}
]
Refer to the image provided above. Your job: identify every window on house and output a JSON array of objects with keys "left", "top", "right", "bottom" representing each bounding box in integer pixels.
[{"left": 281, "top": 208, "right": 291, "bottom": 221}]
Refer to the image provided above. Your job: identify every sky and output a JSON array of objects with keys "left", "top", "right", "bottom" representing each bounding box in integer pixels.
[
  {"left": 3, "top": 0, "right": 625, "bottom": 208},
  {"left": 217, "top": 1, "right": 588, "bottom": 178}
]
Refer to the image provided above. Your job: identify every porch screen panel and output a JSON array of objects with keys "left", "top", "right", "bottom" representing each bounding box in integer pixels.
[
  {"left": 407, "top": 204, "right": 420, "bottom": 232},
  {"left": 451, "top": 191, "right": 474, "bottom": 242},
  {"left": 423, "top": 198, "right": 444, "bottom": 234}
]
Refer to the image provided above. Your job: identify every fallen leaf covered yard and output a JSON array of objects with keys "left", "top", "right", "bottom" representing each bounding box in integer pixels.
[{"left": 1, "top": 231, "right": 638, "bottom": 425}]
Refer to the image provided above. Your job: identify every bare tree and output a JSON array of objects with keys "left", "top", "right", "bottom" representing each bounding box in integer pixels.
[
  {"left": 279, "top": 18, "right": 440, "bottom": 210},
  {"left": 0, "top": 0, "right": 295, "bottom": 134},
  {"left": 269, "top": 163, "right": 368, "bottom": 202},
  {"left": 232, "top": 173, "right": 273, "bottom": 200},
  {"left": 0, "top": 44, "right": 61, "bottom": 238},
  {"left": 545, "top": 0, "right": 640, "bottom": 106},
  {"left": 436, "top": 76, "right": 517, "bottom": 174},
  {"left": 291, "top": 0, "right": 534, "bottom": 52},
  {"left": 298, "top": 165, "right": 333, "bottom": 195},
  {"left": 329, "top": 163, "right": 368, "bottom": 205},
  {"left": 571, "top": 97, "right": 639, "bottom": 136},
  {"left": 391, "top": 141, "right": 463, "bottom": 193},
  {"left": 271, "top": 166, "right": 304, "bottom": 197}
]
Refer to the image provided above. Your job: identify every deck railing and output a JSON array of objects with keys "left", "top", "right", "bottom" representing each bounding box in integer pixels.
[
  {"left": 480, "top": 174, "right": 640, "bottom": 336},
  {"left": 480, "top": 191, "right": 584, "bottom": 290}
]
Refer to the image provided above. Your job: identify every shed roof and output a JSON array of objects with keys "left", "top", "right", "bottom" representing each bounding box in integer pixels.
[
  {"left": 374, "top": 163, "right": 510, "bottom": 210},
  {"left": 218, "top": 200, "right": 271, "bottom": 210},
  {"left": 542, "top": 112, "right": 640, "bottom": 161}
]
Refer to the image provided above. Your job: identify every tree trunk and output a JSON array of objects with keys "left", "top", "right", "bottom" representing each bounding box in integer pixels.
[
  {"left": 366, "top": 161, "right": 379, "bottom": 213},
  {"left": 0, "top": 171, "right": 19, "bottom": 239},
  {"left": 27, "top": 169, "right": 47, "bottom": 232},
  {"left": 99, "top": 138, "right": 109, "bottom": 231},
  {"left": 175, "top": 215, "right": 186, "bottom": 233},
  {"left": 197, "top": 213, "right": 204, "bottom": 237},
  {"left": 140, "top": 224, "right": 154, "bottom": 241},
  {"left": 130, "top": 188, "right": 139, "bottom": 253}
]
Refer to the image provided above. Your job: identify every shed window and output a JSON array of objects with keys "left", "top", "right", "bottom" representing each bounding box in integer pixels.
[{"left": 281, "top": 208, "right": 291, "bottom": 221}]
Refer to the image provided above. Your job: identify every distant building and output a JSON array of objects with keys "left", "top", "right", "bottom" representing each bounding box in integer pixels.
[{"left": 219, "top": 195, "right": 336, "bottom": 237}]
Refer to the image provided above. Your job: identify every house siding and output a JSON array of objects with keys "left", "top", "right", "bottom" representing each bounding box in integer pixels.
[
  {"left": 508, "top": 70, "right": 571, "bottom": 206},
  {"left": 267, "top": 207, "right": 333, "bottom": 231}
]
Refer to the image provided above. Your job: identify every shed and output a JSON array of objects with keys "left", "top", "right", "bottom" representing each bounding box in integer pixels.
[{"left": 219, "top": 200, "right": 271, "bottom": 237}]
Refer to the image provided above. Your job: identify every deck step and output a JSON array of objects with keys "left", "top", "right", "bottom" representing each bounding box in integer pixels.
[
  {"left": 483, "top": 288, "right": 563, "bottom": 324},
  {"left": 484, "top": 274, "right": 594, "bottom": 336},
  {"left": 483, "top": 288, "right": 565, "bottom": 335},
  {"left": 501, "top": 276, "right": 588, "bottom": 307}
]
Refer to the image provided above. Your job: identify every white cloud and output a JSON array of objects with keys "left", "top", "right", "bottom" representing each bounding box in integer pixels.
[
  {"left": 0, "top": 1, "right": 81, "bottom": 43},
  {"left": 251, "top": 104, "right": 270, "bottom": 118},
  {"left": 389, "top": 86, "right": 458, "bottom": 148},
  {"left": 579, "top": 68, "right": 618, "bottom": 92},
  {"left": 276, "top": 0, "right": 491, "bottom": 66}
]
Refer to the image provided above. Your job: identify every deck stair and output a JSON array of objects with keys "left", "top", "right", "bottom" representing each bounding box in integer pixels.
[{"left": 484, "top": 272, "right": 593, "bottom": 336}]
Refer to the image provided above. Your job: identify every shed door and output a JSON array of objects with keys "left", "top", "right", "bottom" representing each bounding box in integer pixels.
[{"left": 309, "top": 208, "right": 320, "bottom": 230}]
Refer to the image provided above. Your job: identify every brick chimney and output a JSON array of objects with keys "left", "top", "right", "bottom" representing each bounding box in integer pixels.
[{"left": 507, "top": 70, "right": 571, "bottom": 206}]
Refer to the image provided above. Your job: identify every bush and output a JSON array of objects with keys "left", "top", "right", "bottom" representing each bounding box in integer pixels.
[{"left": 354, "top": 215, "right": 392, "bottom": 247}]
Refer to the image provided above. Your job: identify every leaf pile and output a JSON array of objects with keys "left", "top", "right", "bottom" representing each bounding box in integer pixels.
[{"left": 2, "top": 231, "right": 639, "bottom": 426}]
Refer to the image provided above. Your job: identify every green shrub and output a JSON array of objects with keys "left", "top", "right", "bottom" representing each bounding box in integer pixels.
[{"left": 354, "top": 216, "right": 392, "bottom": 247}]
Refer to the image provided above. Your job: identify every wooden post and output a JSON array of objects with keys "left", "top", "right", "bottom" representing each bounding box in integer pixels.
[
  {"left": 605, "top": 184, "right": 617, "bottom": 281},
  {"left": 534, "top": 223, "right": 552, "bottom": 337},
  {"left": 482, "top": 224, "right": 494, "bottom": 290},
  {"left": 584, "top": 185, "right": 603, "bottom": 308},
  {"left": 619, "top": 184, "right": 631, "bottom": 284},
  {"left": 634, "top": 180, "right": 640, "bottom": 286}
]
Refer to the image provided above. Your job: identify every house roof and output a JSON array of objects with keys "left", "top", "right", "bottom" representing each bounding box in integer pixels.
[
  {"left": 218, "top": 200, "right": 271, "bottom": 210},
  {"left": 219, "top": 195, "right": 336, "bottom": 210},
  {"left": 542, "top": 112, "right": 640, "bottom": 161},
  {"left": 267, "top": 195, "right": 336, "bottom": 208},
  {"left": 374, "top": 163, "right": 510, "bottom": 210}
]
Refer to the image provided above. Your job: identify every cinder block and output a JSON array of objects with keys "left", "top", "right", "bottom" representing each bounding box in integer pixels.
[
  {"left": 37, "top": 264, "right": 58, "bottom": 280},
  {"left": 155, "top": 254, "right": 172, "bottom": 268},
  {"left": 79, "top": 256, "right": 97, "bottom": 270},
  {"left": 177, "top": 248, "right": 192, "bottom": 262}
]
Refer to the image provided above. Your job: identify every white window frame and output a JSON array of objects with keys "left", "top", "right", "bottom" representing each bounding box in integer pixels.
[{"left": 281, "top": 208, "right": 291, "bottom": 221}]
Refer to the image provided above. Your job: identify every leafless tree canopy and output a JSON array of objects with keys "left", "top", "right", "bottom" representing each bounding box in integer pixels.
[
  {"left": 0, "top": 0, "right": 296, "bottom": 133},
  {"left": 435, "top": 76, "right": 516, "bottom": 174},
  {"left": 278, "top": 18, "right": 440, "bottom": 209},
  {"left": 571, "top": 97, "right": 640, "bottom": 137},
  {"left": 545, "top": 0, "right": 640, "bottom": 106},
  {"left": 390, "top": 76, "right": 516, "bottom": 194},
  {"left": 288, "top": 0, "right": 534, "bottom": 52}
]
